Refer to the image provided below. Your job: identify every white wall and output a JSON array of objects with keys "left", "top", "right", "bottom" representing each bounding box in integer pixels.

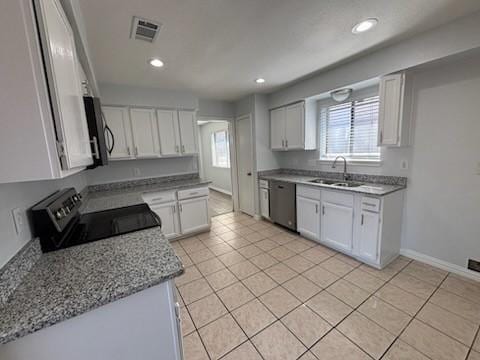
[
  {"left": 0, "top": 172, "right": 88, "bottom": 268},
  {"left": 198, "top": 122, "right": 232, "bottom": 194},
  {"left": 254, "top": 94, "right": 280, "bottom": 171},
  {"left": 197, "top": 99, "right": 234, "bottom": 119}
]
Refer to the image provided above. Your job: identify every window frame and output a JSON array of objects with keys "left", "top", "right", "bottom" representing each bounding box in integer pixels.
[{"left": 211, "top": 129, "right": 230, "bottom": 169}]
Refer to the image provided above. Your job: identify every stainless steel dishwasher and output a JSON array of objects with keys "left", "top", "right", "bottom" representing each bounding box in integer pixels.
[{"left": 270, "top": 180, "right": 297, "bottom": 231}]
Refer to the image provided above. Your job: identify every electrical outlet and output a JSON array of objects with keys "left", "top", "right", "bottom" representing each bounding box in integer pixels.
[
  {"left": 400, "top": 159, "right": 409, "bottom": 170},
  {"left": 133, "top": 168, "right": 141, "bottom": 177},
  {"left": 12, "top": 208, "right": 26, "bottom": 236}
]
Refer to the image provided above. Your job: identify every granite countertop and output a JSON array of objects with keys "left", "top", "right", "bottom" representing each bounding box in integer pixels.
[
  {"left": 259, "top": 173, "right": 405, "bottom": 196},
  {"left": 0, "top": 227, "right": 183, "bottom": 345},
  {"left": 82, "top": 177, "right": 211, "bottom": 213}
]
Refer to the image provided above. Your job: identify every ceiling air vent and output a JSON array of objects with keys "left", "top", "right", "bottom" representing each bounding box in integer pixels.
[{"left": 131, "top": 16, "right": 162, "bottom": 42}]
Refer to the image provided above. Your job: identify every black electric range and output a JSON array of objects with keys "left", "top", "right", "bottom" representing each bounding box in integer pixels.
[{"left": 32, "top": 188, "right": 161, "bottom": 252}]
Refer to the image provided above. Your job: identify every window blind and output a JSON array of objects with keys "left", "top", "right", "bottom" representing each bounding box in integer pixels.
[
  {"left": 211, "top": 130, "right": 230, "bottom": 168},
  {"left": 320, "top": 95, "right": 380, "bottom": 159}
]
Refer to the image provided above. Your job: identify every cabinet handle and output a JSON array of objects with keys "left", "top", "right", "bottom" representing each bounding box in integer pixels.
[
  {"left": 315, "top": 204, "right": 318, "bottom": 213},
  {"left": 135, "top": 146, "right": 139, "bottom": 156},
  {"left": 322, "top": 205, "right": 325, "bottom": 215},
  {"left": 182, "top": 145, "right": 186, "bottom": 153},
  {"left": 179, "top": 204, "right": 183, "bottom": 212},
  {"left": 361, "top": 214, "right": 364, "bottom": 225},
  {"left": 281, "top": 139, "right": 285, "bottom": 148},
  {"left": 285, "top": 139, "right": 288, "bottom": 148},
  {"left": 127, "top": 147, "right": 131, "bottom": 155},
  {"left": 172, "top": 205, "right": 176, "bottom": 214},
  {"left": 175, "top": 145, "right": 179, "bottom": 153}
]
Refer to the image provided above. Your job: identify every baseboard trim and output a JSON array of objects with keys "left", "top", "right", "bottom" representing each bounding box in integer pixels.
[
  {"left": 253, "top": 214, "right": 262, "bottom": 221},
  {"left": 208, "top": 186, "right": 232, "bottom": 196},
  {"left": 400, "top": 249, "right": 480, "bottom": 282}
]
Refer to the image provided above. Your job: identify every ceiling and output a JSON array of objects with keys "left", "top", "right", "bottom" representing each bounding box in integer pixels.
[{"left": 79, "top": 0, "right": 480, "bottom": 101}]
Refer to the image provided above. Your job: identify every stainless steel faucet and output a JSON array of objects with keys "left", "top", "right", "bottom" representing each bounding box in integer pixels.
[{"left": 332, "top": 156, "right": 348, "bottom": 181}]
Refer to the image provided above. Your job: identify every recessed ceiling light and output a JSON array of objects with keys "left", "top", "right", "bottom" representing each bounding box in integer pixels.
[
  {"left": 255, "top": 78, "right": 266, "bottom": 84},
  {"left": 149, "top": 58, "right": 164, "bottom": 68},
  {"left": 352, "top": 18, "right": 378, "bottom": 34}
]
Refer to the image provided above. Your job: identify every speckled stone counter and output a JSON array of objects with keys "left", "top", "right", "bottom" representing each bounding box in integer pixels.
[
  {"left": 0, "top": 227, "right": 183, "bottom": 345},
  {"left": 259, "top": 172, "right": 406, "bottom": 196}
]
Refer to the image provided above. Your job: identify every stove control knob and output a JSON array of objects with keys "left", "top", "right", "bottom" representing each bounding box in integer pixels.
[{"left": 55, "top": 210, "right": 63, "bottom": 220}]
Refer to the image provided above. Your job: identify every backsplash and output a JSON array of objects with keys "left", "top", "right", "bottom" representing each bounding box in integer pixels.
[{"left": 257, "top": 168, "right": 407, "bottom": 186}]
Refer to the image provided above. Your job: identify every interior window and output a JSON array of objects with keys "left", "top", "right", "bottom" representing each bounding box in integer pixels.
[{"left": 211, "top": 130, "right": 230, "bottom": 168}]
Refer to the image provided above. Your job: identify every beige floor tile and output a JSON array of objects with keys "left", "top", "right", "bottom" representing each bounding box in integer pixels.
[
  {"left": 375, "top": 284, "right": 425, "bottom": 316},
  {"left": 183, "top": 331, "right": 209, "bottom": 360},
  {"left": 268, "top": 246, "right": 296, "bottom": 261},
  {"left": 281, "top": 304, "right": 332, "bottom": 347},
  {"left": 216, "top": 282, "right": 255, "bottom": 311},
  {"left": 188, "top": 293, "right": 228, "bottom": 328},
  {"left": 206, "top": 268, "right": 238, "bottom": 291},
  {"left": 358, "top": 297, "right": 411, "bottom": 336},
  {"left": 210, "top": 242, "right": 235, "bottom": 256},
  {"left": 218, "top": 250, "right": 245, "bottom": 266},
  {"left": 221, "top": 341, "right": 262, "bottom": 360},
  {"left": 417, "top": 302, "right": 478, "bottom": 346},
  {"left": 175, "top": 265, "right": 202, "bottom": 287},
  {"left": 383, "top": 340, "right": 430, "bottom": 360},
  {"left": 337, "top": 311, "right": 395, "bottom": 360},
  {"left": 400, "top": 319, "right": 469, "bottom": 360},
  {"left": 250, "top": 253, "right": 279, "bottom": 270},
  {"left": 237, "top": 244, "right": 263, "bottom": 258},
  {"left": 469, "top": 351, "right": 480, "bottom": 360},
  {"left": 259, "top": 227, "right": 283, "bottom": 238},
  {"left": 226, "top": 237, "right": 252, "bottom": 250},
  {"left": 199, "top": 314, "right": 247, "bottom": 360},
  {"left": 182, "top": 240, "right": 207, "bottom": 254},
  {"left": 232, "top": 299, "right": 276, "bottom": 337},
  {"left": 300, "top": 247, "right": 334, "bottom": 264},
  {"left": 344, "top": 269, "right": 386, "bottom": 293},
  {"left": 306, "top": 291, "right": 353, "bottom": 326},
  {"left": 196, "top": 257, "right": 226, "bottom": 276},
  {"left": 283, "top": 255, "right": 316, "bottom": 273},
  {"left": 234, "top": 227, "right": 255, "bottom": 236},
  {"left": 242, "top": 232, "right": 267, "bottom": 243},
  {"left": 270, "top": 232, "right": 296, "bottom": 245},
  {"left": 284, "top": 240, "right": 312, "bottom": 254},
  {"left": 179, "top": 253, "right": 193, "bottom": 267},
  {"left": 260, "top": 286, "right": 301, "bottom": 318},
  {"left": 326, "top": 279, "right": 370, "bottom": 308},
  {"left": 213, "top": 225, "right": 233, "bottom": 235},
  {"left": 201, "top": 236, "right": 225, "bottom": 247},
  {"left": 430, "top": 288, "right": 480, "bottom": 323},
  {"left": 402, "top": 261, "right": 448, "bottom": 286},
  {"left": 320, "top": 257, "right": 356, "bottom": 277},
  {"left": 359, "top": 263, "right": 399, "bottom": 281},
  {"left": 283, "top": 275, "right": 322, "bottom": 302},
  {"left": 252, "top": 321, "right": 307, "bottom": 360},
  {"left": 441, "top": 274, "right": 480, "bottom": 305},
  {"left": 334, "top": 253, "right": 362, "bottom": 267},
  {"left": 242, "top": 272, "right": 278, "bottom": 296},
  {"left": 228, "top": 260, "right": 260, "bottom": 280},
  {"left": 303, "top": 265, "right": 340, "bottom": 288},
  {"left": 474, "top": 332, "right": 480, "bottom": 352},
  {"left": 180, "top": 307, "right": 195, "bottom": 336},
  {"left": 390, "top": 273, "right": 437, "bottom": 299},
  {"left": 298, "top": 352, "right": 318, "bottom": 360},
  {"left": 264, "top": 263, "right": 298, "bottom": 284},
  {"left": 178, "top": 278, "right": 214, "bottom": 304},
  {"left": 219, "top": 231, "right": 242, "bottom": 241},
  {"left": 249, "top": 222, "right": 270, "bottom": 232},
  {"left": 256, "top": 239, "right": 279, "bottom": 252},
  {"left": 310, "top": 329, "right": 371, "bottom": 360}
]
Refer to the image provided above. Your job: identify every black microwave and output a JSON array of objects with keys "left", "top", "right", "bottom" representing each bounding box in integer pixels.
[{"left": 83, "top": 96, "right": 113, "bottom": 169}]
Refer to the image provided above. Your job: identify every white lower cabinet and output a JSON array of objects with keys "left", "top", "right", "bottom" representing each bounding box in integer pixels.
[
  {"left": 179, "top": 197, "right": 210, "bottom": 234},
  {"left": 357, "top": 210, "right": 380, "bottom": 263},
  {"left": 260, "top": 188, "right": 270, "bottom": 219},
  {"left": 321, "top": 201, "right": 354, "bottom": 252},
  {"left": 297, "top": 196, "right": 320, "bottom": 241},
  {"left": 150, "top": 202, "right": 179, "bottom": 239}
]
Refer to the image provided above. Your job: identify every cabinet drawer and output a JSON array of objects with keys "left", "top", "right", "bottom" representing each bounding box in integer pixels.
[
  {"left": 177, "top": 187, "right": 209, "bottom": 200},
  {"left": 142, "top": 191, "right": 176, "bottom": 204},
  {"left": 361, "top": 197, "right": 381, "bottom": 212},
  {"left": 259, "top": 179, "right": 269, "bottom": 188},
  {"left": 322, "top": 189, "right": 354, "bottom": 207},
  {"left": 297, "top": 185, "right": 321, "bottom": 201}
]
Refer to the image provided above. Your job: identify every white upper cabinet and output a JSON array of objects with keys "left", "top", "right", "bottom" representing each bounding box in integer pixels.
[
  {"left": 103, "top": 106, "right": 134, "bottom": 160},
  {"left": 178, "top": 110, "right": 198, "bottom": 155},
  {"left": 130, "top": 108, "right": 160, "bottom": 158},
  {"left": 378, "top": 72, "right": 411, "bottom": 147},
  {"left": 157, "top": 110, "right": 180, "bottom": 156},
  {"left": 270, "top": 101, "right": 316, "bottom": 151}
]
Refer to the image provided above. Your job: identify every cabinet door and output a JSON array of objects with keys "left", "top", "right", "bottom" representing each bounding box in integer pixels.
[
  {"left": 178, "top": 110, "right": 197, "bottom": 155},
  {"left": 260, "top": 188, "right": 270, "bottom": 218},
  {"left": 157, "top": 110, "right": 180, "bottom": 156},
  {"left": 130, "top": 108, "right": 160, "bottom": 158},
  {"left": 179, "top": 197, "right": 210, "bottom": 234},
  {"left": 36, "top": 0, "right": 92, "bottom": 169},
  {"left": 358, "top": 211, "right": 380, "bottom": 263},
  {"left": 285, "top": 103, "right": 305, "bottom": 150},
  {"left": 297, "top": 196, "right": 320, "bottom": 241},
  {"left": 321, "top": 201, "right": 353, "bottom": 252},
  {"left": 151, "top": 202, "right": 179, "bottom": 239},
  {"left": 103, "top": 106, "right": 134, "bottom": 159},
  {"left": 270, "top": 107, "right": 285, "bottom": 150},
  {"left": 378, "top": 73, "right": 404, "bottom": 146}
]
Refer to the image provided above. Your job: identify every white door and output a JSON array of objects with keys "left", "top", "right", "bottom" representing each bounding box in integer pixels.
[
  {"left": 285, "top": 103, "right": 304, "bottom": 150},
  {"left": 178, "top": 111, "right": 197, "bottom": 155},
  {"left": 103, "top": 106, "right": 134, "bottom": 159},
  {"left": 378, "top": 73, "right": 404, "bottom": 146},
  {"left": 236, "top": 116, "right": 255, "bottom": 215},
  {"left": 179, "top": 197, "right": 210, "bottom": 234},
  {"left": 37, "top": 0, "right": 92, "bottom": 169},
  {"left": 157, "top": 110, "right": 180, "bottom": 156},
  {"left": 297, "top": 196, "right": 321, "bottom": 241},
  {"left": 260, "top": 188, "right": 270, "bottom": 218},
  {"left": 130, "top": 108, "right": 160, "bottom": 158},
  {"left": 151, "top": 202, "right": 179, "bottom": 239},
  {"left": 270, "top": 107, "right": 285, "bottom": 150},
  {"left": 321, "top": 201, "right": 354, "bottom": 252},
  {"left": 358, "top": 211, "right": 380, "bottom": 263}
]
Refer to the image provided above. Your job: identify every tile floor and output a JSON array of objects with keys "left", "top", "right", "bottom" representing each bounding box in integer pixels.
[
  {"left": 209, "top": 189, "right": 233, "bottom": 217},
  {"left": 172, "top": 212, "right": 480, "bottom": 360}
]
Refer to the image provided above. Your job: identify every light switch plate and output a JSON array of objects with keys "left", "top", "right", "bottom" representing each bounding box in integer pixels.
[
  {"left": 400, "top": 159, "right": 409, "bottom": 170},
  {"left": 12, "top": 208, "right": 26, "bottom": 236}
]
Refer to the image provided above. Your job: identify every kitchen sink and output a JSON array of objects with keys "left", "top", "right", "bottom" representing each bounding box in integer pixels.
[
  {"left": 308, "top": 179, "right": 339, "bottom": 185},
  {"left": 308, "top": 179, "right": 364, "bottom": 188},
  {"left": 332, "top": 182, "right": 364, "bottom": 188}
]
